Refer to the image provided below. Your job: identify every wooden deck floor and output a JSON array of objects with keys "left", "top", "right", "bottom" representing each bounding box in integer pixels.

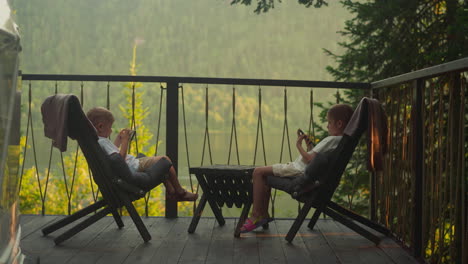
[{"left": 20, "top": 215, "right": 417, "bottom": 264}]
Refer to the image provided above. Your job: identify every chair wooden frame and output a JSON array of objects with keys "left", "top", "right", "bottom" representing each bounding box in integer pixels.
[
  {"left": 40, "top": 95, "right": 154, "bottom": 245},
  {"left": 268, "top": 98, "right": 390, "bottom": 245}
]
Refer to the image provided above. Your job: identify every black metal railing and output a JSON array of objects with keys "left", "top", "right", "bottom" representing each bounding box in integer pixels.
[
  {"left": 18, "top": 57, "right": 468, "bottom": 264},
  {"left": 371, "top": 57, "right": 468, "bottom": 263},
  {"left": 18, "top": 74, "right": 368, "bottom": 218}
]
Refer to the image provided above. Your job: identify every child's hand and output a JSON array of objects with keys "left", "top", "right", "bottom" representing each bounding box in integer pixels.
[
  {"left": 296, "top": 134, "right": 308, "bottom": 146},
  {"left": 119, "top": 128, "right": 132, "bottom": 141}
]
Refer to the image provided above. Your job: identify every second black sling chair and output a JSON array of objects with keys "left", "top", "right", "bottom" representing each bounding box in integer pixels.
[
  {"left": 266, "top": 97, "right": 390, "bottom": 244},
  {"left": 40, "top": 94, "right": 172, "bottom": 245}
]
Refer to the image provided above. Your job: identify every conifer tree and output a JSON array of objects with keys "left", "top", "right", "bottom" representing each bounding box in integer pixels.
[{"left": 325, "top": 0, "right": 468, "bottom": 82}]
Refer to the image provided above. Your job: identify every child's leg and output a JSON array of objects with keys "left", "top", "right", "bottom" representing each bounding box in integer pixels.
[
  {"left": 138, "top": 155, "right": 197, "bottom": 200},
  {"left": 251, "top": 166, "right": 274, "bottom": 219}
]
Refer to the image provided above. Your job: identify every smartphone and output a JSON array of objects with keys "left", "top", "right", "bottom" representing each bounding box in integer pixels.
[
  {"left": 298, "top": 129, "right": 314, "bottom": 147},
  {"left": 129, "top": 130, "right": 136, "bottom": 141}
]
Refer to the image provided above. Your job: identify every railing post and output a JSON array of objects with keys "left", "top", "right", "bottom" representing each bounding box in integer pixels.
[
  {"left": 369, "top": 88, "right": 377, "bottom": 221},
  {"left": 411, "top": 79, "right": 424, "bottom": 258},
  {"left": 165, "top": 81, "right": 178, "bottom": 218}
]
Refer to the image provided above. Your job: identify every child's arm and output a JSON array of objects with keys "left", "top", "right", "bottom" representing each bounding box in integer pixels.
[
  {"left": 115, "top": 129, "right": 131, "bottom": 159},
  {"left": 114, "top": 133, "right": 122, "bottom": 148},
  {"left": 296, "top": 134, "right": 317, "bottom": 163}
]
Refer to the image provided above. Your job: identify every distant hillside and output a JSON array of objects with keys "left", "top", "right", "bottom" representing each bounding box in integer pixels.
[
  {"left": 11, "top": 0, "right": 354, "bottom": 138},
  {"left": 12, "top": 0, "right": 351, "bottom": 80}
]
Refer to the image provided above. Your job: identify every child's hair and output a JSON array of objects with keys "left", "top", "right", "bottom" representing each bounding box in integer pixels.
[
  {"left": 86, "top": 107, "right": 115, "bottom": 126},
  {"left": 328, "top": 104, "right": 354, "bottom": 128}
]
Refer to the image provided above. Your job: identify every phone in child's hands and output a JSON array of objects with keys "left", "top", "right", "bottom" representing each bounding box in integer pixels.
[
  {"left": 298, "top": 128, "right": 313, "bottom": 147},
  {"left": 128, "top": 130, "right": 136, "bottom": 141},
  {"left": 297, "top": 129, "right": 305, "bottom": 136}
]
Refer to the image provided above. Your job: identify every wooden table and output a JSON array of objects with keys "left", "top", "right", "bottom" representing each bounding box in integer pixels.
[{"left": 187, "top": 165, "right": 256, "bottom": 237}]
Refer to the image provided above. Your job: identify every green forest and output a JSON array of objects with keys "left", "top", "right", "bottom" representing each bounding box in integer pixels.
[{"left": 11, "top": 0, "right": 350, "bottom": 79}]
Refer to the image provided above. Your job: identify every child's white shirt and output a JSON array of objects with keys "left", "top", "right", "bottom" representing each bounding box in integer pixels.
[
  {"left": 272, "top": 136, "right": 342, "bottom": 177},
  {"left": 98, "top": 136, "right": 139, "bottom": 173},
  {"left": 292, "top": 135, "right": 342, "bottom": 171}
]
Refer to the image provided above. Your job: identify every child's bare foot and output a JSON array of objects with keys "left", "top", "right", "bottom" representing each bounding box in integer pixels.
[{"left": 169, "top": 189, "right": 198, "bottom": 201}]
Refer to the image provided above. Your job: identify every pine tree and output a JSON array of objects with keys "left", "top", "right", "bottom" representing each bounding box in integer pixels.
[{"left": 325, "top": 0, "right": 468, "bottom": 82}]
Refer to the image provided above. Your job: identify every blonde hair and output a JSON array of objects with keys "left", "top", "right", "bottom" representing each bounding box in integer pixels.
[
  {"left": 328, "top": 104, "right": 354, "bottom": 127},
  {"left": 86, "top": 107, "right": 115, "bottom": 126}
]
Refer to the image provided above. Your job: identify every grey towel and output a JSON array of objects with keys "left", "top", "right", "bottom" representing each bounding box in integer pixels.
[{"left": 41, "top": 94, "right": 74, "bottom": 152}]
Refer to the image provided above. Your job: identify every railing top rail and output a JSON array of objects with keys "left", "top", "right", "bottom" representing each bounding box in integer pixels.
[
  {"left": 371, "top": 57, "right": 468, "bottom": 89},
  {"left": 19, "top": 72, "right": 370, "bottom": 90}
]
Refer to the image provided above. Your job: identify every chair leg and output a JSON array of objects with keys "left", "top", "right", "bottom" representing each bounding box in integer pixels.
[
  {"left": 286, "top": 201, "right": 313, "bottom": 243},
  {"left": 188, "top": 194, "right": 207, "bottom": 234},
  {"left": 123, "top": 196, "right": 151, "bottom": 243},
  {"left": 234, "top": 202, "right": 251, "bottom": 238},
  {"left": 42, "top": 200, "right": 107, "bottom": 236},
  {"left": 323, "top": 207, "right": 381, "bottom": 245},
  {"left": 327, "top": 201, "right": 390, "bottom": 236},
  {"left": 111, "top": 209, "right": 124, "bottom": 229},
  {"left": 54, "top": 206, "right": 111, "bottom": 245},
  {"left": 307, "top": 206, "right": 322, "bottom": 230}
]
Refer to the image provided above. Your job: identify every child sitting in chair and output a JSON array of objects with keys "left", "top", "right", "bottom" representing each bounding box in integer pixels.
[
  {"left": 86, "top": 107, "right": 198, "bottom": 202},
  {"left": 241, "top": 104, "right": 354, "bottom": 233}
]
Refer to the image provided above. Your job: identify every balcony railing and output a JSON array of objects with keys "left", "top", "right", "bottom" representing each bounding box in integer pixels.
[
  {"left": 370, "top": 57, "right": 468, "bottom": 263},
  {"left": 18, "top": 57, "right": 468, "bottom": 264}
]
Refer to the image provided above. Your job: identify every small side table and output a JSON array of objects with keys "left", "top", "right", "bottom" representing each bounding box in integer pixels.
[{"left": 187, "top": 165, "right": 256, "bottom": 237}]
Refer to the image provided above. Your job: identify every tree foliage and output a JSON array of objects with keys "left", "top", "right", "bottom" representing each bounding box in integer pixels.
[
  {"left": 229, "top": 0, "right": 327, "bottom": 13},
  {"left": 325, "top": 0, "right": 468, "bottom": 82},
  {"left": 19, "top": 43, "right": 194, "bottom": 216}
]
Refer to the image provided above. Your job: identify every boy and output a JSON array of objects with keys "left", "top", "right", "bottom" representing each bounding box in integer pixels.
[
  {"left": 86, "top": 107, "right": 198, "bottom": 201},
  {"left": 241, "top": 104, "right": 354, "bottom": 233}
]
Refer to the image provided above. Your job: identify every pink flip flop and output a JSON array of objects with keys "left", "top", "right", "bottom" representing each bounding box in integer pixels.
[{"left": 240, "top": 216, "right": 272, "bottom": 233}]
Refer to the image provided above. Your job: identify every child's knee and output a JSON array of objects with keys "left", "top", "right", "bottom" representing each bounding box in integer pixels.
[{"left": 160, "top": 155, "right": 171, "bottom": 162}]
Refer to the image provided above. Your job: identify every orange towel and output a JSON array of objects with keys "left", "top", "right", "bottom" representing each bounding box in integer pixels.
[
  {"left": 367, "top": 98, "right": 388, "bottom": 171},
  {"left": 344, "top": 97, "right": 388, "bottom": 171}
]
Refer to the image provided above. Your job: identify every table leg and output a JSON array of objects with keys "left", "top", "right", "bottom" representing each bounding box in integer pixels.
[
  {"left": 234, "top": 202, "right": 251, "bottom": 237},
  {"left": 188, "top": 194, "right": 207, "bottom": 233},
  {"left": 206, "top": 195, "right": 225, "bottom": 226}
]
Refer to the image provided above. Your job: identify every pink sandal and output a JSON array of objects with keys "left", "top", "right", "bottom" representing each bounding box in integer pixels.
[{"left": 240, "top": 216, "right": 272, "bottom": 233}]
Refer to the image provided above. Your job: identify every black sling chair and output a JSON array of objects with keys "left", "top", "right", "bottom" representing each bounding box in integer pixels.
[
  {"left": 40, "top": 94, "right": 171, "bottom": 245},
  {"left": 266, "top": 97, "right": 390, "bottom": 244}
]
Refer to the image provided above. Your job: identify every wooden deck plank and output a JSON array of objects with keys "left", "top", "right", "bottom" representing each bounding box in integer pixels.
[
  {"left": 122, "top": 217, "right": 177, "bottom": 264},
  {"left": 65, "top": 215, "right": 131, "bottom": 264},
  {"left": 20, "top": 216, "right": 65, "bottom": 261},
  {"left": 20, "top": 214, "right": 37, "bottom": 227},
  {"left": 333, "top": 219, "right": 394, "bottom": 264},
  {"left": 38, "top": 216, "right": 114, "bottom": 264},
  {"left": 274, "top": 219, "right": 317, "bottom": 263},
  {"left": 378, "top": 237, "right": 418, "bottom": 264},
  {"left": 205, "top": 218, "right": 236, "bottom": 264},
  {"left": 148, "top": 217, "right": 192, "bottom": 264},
  {"left": 246, "top": 219, "right": 286, "bottom": 263},
  {"left": 94, "top": 216, "right": 160, "bottom": 264},
  {"left": 20, "top": 215, "right": 60, "bottom": 239},
  {"left": 234, "top": 218, "right": 259, "bottom": 264},
  {"left": 19, "top": 215, "right": 419, "bottom": 264},
  {"left": 299, "top": 217, "right": 340, "bottom": 264},
  {"left": 317, "top": 219, "right": 354, "bottom": 263},
  {"left": 178, "top": 218, "right": 216, "bottom": 263}
]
